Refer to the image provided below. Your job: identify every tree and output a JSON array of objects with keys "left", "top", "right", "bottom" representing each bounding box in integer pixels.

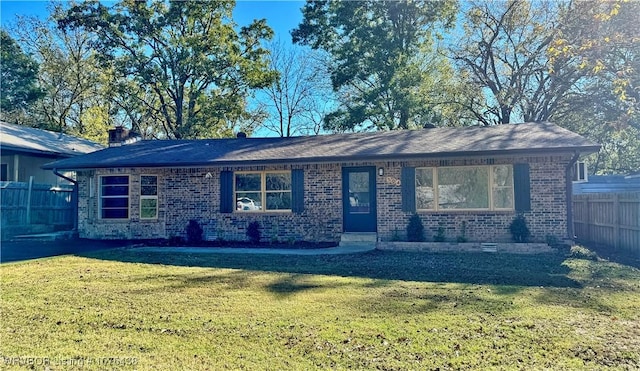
[
  {"left": 259, "top": 40, "right": 333, "bottom": 137},
  {"left": 0, "top": 30, "right": 43, "bottom": 123},
  {"left": 450, "top": 0, "right": 584, "bottom": 125},
  {"left": 451, "top": 0, "right": 640, "bottom": 173},
  {"left": 12, "top": 4, "right": 113, "bottom": 140},
  {"left": 549, "top": 0, "right": 640, "bottom": 173},
  {"left": 292, "top": 0, "right": 457, "bottom": 131},
  {"left": 59, "top": 0, "right": 276, "bottom": 139}
]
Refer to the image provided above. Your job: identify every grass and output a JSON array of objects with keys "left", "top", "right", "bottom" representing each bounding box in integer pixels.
[{"left": 1, "top": 246, "right": 640, "bottom": 369}]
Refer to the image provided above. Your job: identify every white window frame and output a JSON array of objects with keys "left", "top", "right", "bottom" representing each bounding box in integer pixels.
[
  {"left": 416, "top": 165, "right": 515, "bottom": 212},
  {"left": 234, "top": 171, "right": 292, "bottom": 213},
  {"left": 99, "top": 175, "right": 130, "bottom": 220},
  {"left": 573, "top": 161, "right": 588, "bottom": 183},
  {"left": 140, "top": 175, "right": 159, "bottom": 220}
]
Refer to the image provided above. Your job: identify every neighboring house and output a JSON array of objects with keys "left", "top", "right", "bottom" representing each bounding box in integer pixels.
[
  {"left": 43, "top": 122, "right": 599, "bottom": 244},
  {"left": 0, "top": 121, "right": 104, "bottom": 185},
  {"left": 573, "top": 174, "right": 640, "bottom": 195}
]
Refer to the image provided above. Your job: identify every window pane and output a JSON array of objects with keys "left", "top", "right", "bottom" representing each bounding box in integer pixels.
[
  {"left": 102, "top": 208, "right": 128, "bottom": 219},
  {"left": 493, "top": 165, "right": 513, "bottom": 186},
  {"left": 236, "top": 192, "right": 262, "bottom": 211},
  {"left": 416, "top": 168, "right": 435, "bottom": 210},
  {"left": 102, "top": 197, "right": 128, "bottom": 208},
  {"left": 101, "top": 176, "right": 128, "bottom": 185},
  {"left": 141, "top": 176, "right": 157, "bottom": 196},
  {"left": 266, "top": 192, "right": 291, "bottom": 210},
  {"left": 493, "top": 188, "right": 514, "bottom": 209},
  {"left": 492, "top": 165, "right": 514, "bottom": 209},
  {"left": 141, "top": 198, "right": 158, "bottom": 218},
  {"left": 348, "top": 172, "right": 370, "bottom": 214},
  {"left": 102, "top": 185, "right": 129, "bottom": 196},
  {"left": 438, "top": 167, "right": 489, "bottom": 209},
  {"left": 236, "top": 173, "right": 261, "bottom": 192},
  {"left": 266, "top": 173, "right": 291, "bottom": 191}
]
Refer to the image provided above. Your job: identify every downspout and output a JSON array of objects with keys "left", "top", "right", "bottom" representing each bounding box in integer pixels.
[
  {"left": 565, "top": 152, "right": 580, "bottom": 241},
  {"left": 53, "top": 168, "right": 78, "bottom": 232}
]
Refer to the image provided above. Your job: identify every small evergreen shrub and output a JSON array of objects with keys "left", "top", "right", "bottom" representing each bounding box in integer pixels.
[
  {"left": 456, "top": 221, "right": 468, "bottom": 243},
  {"left": 167, "top": 235, "right": 185, "bottom": 246},
  {"left": 391, "top": 228, "right": 402, "bottom": 242},
  {"left": 509, "top": 215, "right": 530, "bottom": 243},
  {"left": 406, "top": 214, "right": 425, "bottom": 242},
  {"left": 247, "top": 221, "right": 261, "bottom": 244},
  {"left": 434, "top": 226, "right": 446, "bottom": 242},
  {"left": 185, "top": 219, "right": 203, "bottom": 244}
]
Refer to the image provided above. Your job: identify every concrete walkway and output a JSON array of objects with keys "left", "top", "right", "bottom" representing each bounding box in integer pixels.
[{"left": 132, "top": 243, "right": 376, "bottom": 256}]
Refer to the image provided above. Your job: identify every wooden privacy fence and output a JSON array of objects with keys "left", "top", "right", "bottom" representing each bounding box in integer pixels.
[
  {"left": 1, "top": 181, "right": 74, "bottom": 228},
  {"left": 573, "top": 192, "right": 640, "bottom": 254}
]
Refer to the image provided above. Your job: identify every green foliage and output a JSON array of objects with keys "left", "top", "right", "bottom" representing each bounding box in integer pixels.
[
  {"left": 509, "top": 215, "right": 531, "bottom": 243},
  {"left": 0, "top": 30, "right": 43, "bottom": 122},
  {"left": 185, "top": 220, "right": 203, "bottom": 244},
  {"left": 390, "top": 228, "right": 402, "bottom": 242},
  {"left": 292, "top": 0, "right": 458, "bottom": 131},
  {"left": 570, "top": 245, "right": 599, "bottom": 261},
  {"left": 60, "top": 0, "right": 276, "bottom": 139},
  {"left": 406, "top": 214, "right": 425, "bottom": 242},
  {"left": 247, "top": 221, "right": 261, "bottom": 244},
  {"left": 457, "top": 221, "right": 468, "bottom": 243},
  {"left": 434, "top": 226, "right": 446, "bottom": 242}
]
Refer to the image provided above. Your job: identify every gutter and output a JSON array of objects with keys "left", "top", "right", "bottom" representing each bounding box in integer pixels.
[
  {"left": 565, "top": 152, "right": 581, "bottom": 241},
  {"left": 53, "top": 168, "right": 79, "bottom": 232}
]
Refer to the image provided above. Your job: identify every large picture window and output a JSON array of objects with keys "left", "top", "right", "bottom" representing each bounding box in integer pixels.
[
  {"left": 416, "top": 165, "right": 513, "bottom": 211},
  {"left": 140, "top": 175, "right": 158, "bottom": 219},
  {"left": 235, "top": 171, "right": 291, "bottom": 212},
  {"left": 100, "top": 175, "right": 129, "bottom": 219}
]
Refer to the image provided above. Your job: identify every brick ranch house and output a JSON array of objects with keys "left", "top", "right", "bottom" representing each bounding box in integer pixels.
[{"left": 43, "top": 122, "right": 599, "bottom": 244}]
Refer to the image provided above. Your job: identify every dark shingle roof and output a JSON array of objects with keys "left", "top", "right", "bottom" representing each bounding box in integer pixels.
[
  {"left": 1, "top": 121, "right": 104, "bottom": 157},
  {"left": 43, "top": 122, "right": 600, "bottom": 170}
]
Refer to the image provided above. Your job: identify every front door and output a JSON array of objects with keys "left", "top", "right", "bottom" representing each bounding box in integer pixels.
[{"left": 342, "top": 167, "right": 377, "bottom": 232}]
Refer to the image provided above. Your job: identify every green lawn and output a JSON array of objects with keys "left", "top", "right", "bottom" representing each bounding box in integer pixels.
[{"left": 1, "top": 247, "right": 639, "bottom": 370}]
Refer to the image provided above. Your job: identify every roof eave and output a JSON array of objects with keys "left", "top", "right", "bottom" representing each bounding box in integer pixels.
[{"left": 43, "top": 145, "right": 601, "bottom": 171}]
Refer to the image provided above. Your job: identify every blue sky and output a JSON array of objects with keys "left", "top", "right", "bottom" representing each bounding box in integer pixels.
[{"left": 0, "top": 0, "right": 305, "bottom": 42}]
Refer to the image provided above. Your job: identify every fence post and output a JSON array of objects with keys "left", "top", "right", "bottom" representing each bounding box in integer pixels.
[
  {"left": 26, "top": 176, "right": 34, "bottom": 225},
  {"left": 585, "top": 197, "right": 591, "bottom": 243},
  {"left": 613, "top": 193, "right": 620, "bottom": 251}
]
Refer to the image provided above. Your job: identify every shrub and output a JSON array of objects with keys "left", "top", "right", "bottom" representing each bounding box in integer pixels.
[
  {"left": 247, "top": 221, "right": 261, "bottom": 244},
  {"left": 569, "top": 245, "right": 598, "bottom": 261},
  {"left": 509, "top": 215, "right": 530, "bottom": 243},
  {"left": 434, "top": 226, "right": 446, "bottom": 242},
  {"left": 167, "top": 235, "right": 185, "bottom": 246},
  {"left": 390, "top": 228, "right": 402, "bottom": 242},
  {"left": 456, "top": 221, "right": 468, "bottom": 243},
  {"left": 185, "top": 220, "right": 203, "bottom": 244},
  {"left": 406, "top": 214, "right": 425, "bottom": 242}
]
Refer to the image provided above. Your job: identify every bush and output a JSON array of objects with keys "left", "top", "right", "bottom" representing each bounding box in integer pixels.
[
  {"left": 167, "top": 235, "right": 185, "bottom": 246},
  {"left": 390, "top": 228, "right": 402, "bottom": 242},
  {"left": 247, "top": 221, "right": 261, "bottom": 244},
  {"left": 185, "top": 220, "right": 203, "bottom": 244},
  {"left": 456, "top": 221, "right": 468, "bottom": 243},
  {"left": 509, "top": 215, "right": 530, "bottom": 243},
  {"left": 570, "top": 245, "right": 598, "bottom": 261},
  {"left": 406, "top": 214, "right": 425, "bottom": 242},
  {"left": 434, "top": 226, "right": 446, "bottom": 242}
]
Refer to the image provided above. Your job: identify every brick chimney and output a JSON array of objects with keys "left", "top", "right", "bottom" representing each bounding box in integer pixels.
[{"left": 108, "top": 126, "right": 140, "bottom": 147}]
